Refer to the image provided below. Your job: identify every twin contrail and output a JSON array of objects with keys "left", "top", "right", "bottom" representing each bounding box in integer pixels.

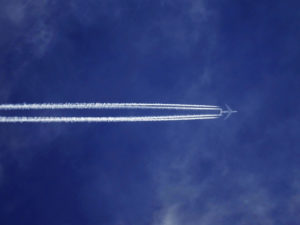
[
  {"left": 0, "top": 115, "right": 220, "bottom": 123},
  {"left": 0, "top": 103, "right": 235, "bottom": 123},
  {"left": 0, "top": 103, "right": 219, "bottom": 110}
]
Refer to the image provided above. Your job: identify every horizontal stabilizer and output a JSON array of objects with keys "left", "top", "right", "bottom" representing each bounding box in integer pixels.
[{"left": 223, "top": 104, "right": 237, "bottom": 120}]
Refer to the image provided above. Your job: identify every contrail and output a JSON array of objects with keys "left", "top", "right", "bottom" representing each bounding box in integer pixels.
[
  {"left": 0, "top": 115, "right": 220, "bottom": 123},
  {"left": 0, "top": 103, "right": 220, "bottom": 111},
  {"left": 0, "top": 102, "right": 235, "bottom": 123}
]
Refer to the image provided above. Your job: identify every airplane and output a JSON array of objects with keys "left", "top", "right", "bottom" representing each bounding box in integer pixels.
[{"left": 222, "top": 104, "right": 237, "bottom": 120}]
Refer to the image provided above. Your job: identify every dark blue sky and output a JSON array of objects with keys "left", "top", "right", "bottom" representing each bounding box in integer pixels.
[{"left": 0, "top": 0, "right": 299, "bottom": 224}]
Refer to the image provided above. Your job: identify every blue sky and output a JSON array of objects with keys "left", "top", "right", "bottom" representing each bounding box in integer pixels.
[{"left": 0, "top": 0, "right": 299, "bottom": 224}]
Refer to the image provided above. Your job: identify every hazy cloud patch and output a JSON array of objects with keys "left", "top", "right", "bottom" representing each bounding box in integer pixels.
[
  {"left": 134, "top": 0, "right": 215, "bottom": 56},
  {"left": 150, "top": 87, "right": 295, "bottom": 225},
  {"left": 2, "top": 0, "right": 26, "bottom": 25},
  {"left": 0, "top": 0, "right": 56, "bottom": 60}
]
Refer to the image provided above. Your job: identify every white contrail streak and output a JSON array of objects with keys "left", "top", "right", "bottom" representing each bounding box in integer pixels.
[
  {"left": 0, "top": 103, "right": 220, "bottom": 111},
  {"left": 0, "top": 115, "right": 220, "bottom": 123},
  {"left": 0, "top": 103, "right": 224, "bottom": 123}
]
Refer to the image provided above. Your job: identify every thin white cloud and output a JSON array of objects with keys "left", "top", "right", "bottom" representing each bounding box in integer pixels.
[
  {"left": 149, "top": 94, "right": 279, "bottom": 225},
  {"left": 0, "top": 0, "right": 55, "bottom": 58},
  {"left": 26, "top": 22, "right": 54, "bottom": 57},
  {"left": 3, "top": 0, "right": 26, "bottom": 25},
  {"left": 153, "top": 205, "right": 181, "bottom": 225}
]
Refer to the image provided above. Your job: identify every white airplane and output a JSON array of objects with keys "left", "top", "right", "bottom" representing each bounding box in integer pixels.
[{"left": 222, "top": 104, "right": 237, "bottom": 120}]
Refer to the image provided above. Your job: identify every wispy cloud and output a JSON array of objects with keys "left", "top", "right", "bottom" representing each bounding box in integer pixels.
[
  {"left": 2, "top": 0, "right": 26, "bottom": 25},
  {"left": 133, "top": 0, "right": 214, "bottom": 56},
  {"left": 149, "top": 88, "right": 299, "bottom": 225},
  {"left": 0, "top": 0, "right": 55, "bottom": 58}
]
